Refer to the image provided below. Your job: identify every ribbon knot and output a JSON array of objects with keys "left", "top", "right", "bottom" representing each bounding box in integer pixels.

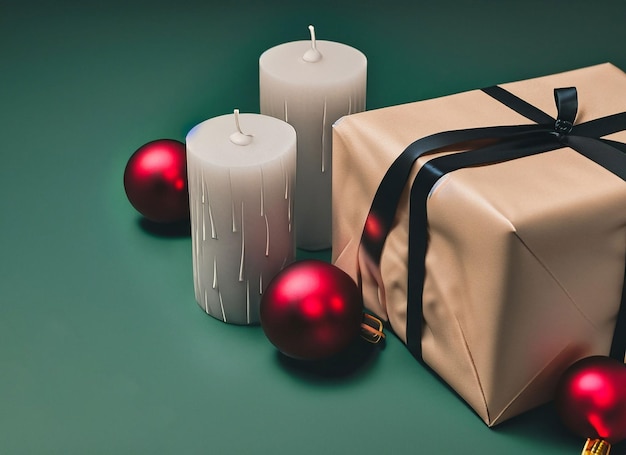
[{"left": 555, "top": 118, "right": 574, "bottom": 135}]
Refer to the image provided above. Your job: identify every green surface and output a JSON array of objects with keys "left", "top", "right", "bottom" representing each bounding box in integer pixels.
[{"left": 2, "top": 1, "right": 626, "bottom": 453}]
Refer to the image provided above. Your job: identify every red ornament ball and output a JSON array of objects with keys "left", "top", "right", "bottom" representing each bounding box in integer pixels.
[
  {"left": 555, "top": 355, "right": 626, "bottom": 444},
  {"left": 123, "top": 139, "right": 189, "bottom": 223},
  {"left": 260, "top": 260, "right": 363, "bottom": 360}
]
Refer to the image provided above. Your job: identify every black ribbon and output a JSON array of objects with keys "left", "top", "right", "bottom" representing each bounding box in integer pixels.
[{"left": 360, "top": 86, "right": 626, "bottom": 363}]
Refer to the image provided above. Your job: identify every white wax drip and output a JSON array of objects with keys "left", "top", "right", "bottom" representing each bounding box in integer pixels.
[
  {"left": 321, "top": 97, "right": 327, "bottom": 173},
  {"left": 212, "top": 256, "right": 218, "bottom": 289},
  {"left": 288, "top": 193, "right": 292, "bottom": 232},
  {"left": 208, "top": 202, "right": 216, "bottom": 239},
  {"left": 239, "top": 201, "right": 245, "bottom": 282},
  {"left": 201, "top": 174, "right": 206, "bottom": 203},
  {"left": 260, "top": 168, "right": 265, "bottom": 216},
  {"left": 218, "top": 292, "right": 227, "bottom": 322},
  {"left": 201, "top": 210, "right": 206, "bottom": 241},
  {"left": 264, "top": 214, "right": 270, "bottom": 257},
  {"left": 204, "top": 179, "right": 217, "bottom": 239},
  {"left": 280, "top": 159, "right": 288, "bottom": 200}
]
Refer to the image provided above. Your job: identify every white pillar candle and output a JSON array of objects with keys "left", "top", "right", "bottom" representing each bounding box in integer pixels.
[
  {"left": 186, "top": 110, "right": 297, "bottom": 325},
  {"left": 260, "top": 25, "right": 367, "bottom": 250}
]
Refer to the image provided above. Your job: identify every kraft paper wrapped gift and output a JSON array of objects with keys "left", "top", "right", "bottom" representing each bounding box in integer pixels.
[{"left": 332, "top": 63, "right": 626, "bottom": 426}]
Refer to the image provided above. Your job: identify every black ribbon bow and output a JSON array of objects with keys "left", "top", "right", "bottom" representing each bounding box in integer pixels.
[{"left": 359, "top": 86, "right": 626, "bottom": 363}]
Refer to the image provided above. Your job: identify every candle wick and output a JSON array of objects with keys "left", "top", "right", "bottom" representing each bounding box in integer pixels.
[
  {"left": 309, "top": 25, "right": 317, "bottom": 51},
  {"left": 234, "top": 109, "right": 247, "bottom": 135},
  {"left": 302, "top": 24, "right": 322, "bottom": 63},
  {"left": 230, "top": 109, "right": 253, "bottom": 146}
]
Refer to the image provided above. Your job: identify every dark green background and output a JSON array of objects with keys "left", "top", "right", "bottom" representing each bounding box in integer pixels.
[{"left": 2, "top": 1, "right": 625, "bottom": 453}]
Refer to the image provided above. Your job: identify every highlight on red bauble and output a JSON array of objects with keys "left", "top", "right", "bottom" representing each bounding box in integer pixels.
[
  {"left": 260, "top": 260, "right": 363, "bottom": 361},
  {"left": 123, "top": 139, "right": 189, "bottom": 223},
  {"left": 555, "top": 355, "right": 626, "bottom": 444}
]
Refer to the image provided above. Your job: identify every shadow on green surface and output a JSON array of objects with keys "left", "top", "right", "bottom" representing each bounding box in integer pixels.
[
  {"left": 276, "top": 336, "right": 384, "bottom": 382},
  {"left": 492, "top": 401, "right": 572, "bottom": 443},
  {"left": 138, "top": 217, "right": 191, "bottom": 238},
  {"left": 494, "top": 401, "right": 626, "bottom": 453},
  {"left": 407, "top": 351, "right": 626, "bottom": 452}
]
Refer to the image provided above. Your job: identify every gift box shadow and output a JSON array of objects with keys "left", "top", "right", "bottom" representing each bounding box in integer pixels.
[
  {"left": 420, "top": 358, "right": 626, "bottom": 451},
  {"left": 493, "top": 402, "right": 626, "bottom": 453},
  {"left": 275, "top": 336, "right": 384, "bottom": 383}
]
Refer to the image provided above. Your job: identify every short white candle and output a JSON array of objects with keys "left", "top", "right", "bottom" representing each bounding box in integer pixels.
[
  {"left": 260, "top": 25, "right": 367, "bottom": 250},
  {"left": 186, "top": 110, "right": 297, "bottom": 324}
]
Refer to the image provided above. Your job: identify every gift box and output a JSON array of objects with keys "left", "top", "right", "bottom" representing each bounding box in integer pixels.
[{"left": 331, "top": 63, "right": 626, "bottom": 426}]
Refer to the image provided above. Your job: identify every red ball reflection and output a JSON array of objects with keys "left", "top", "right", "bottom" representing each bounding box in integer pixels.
[
  {"left": 260, "top": 260, "right": 363, "bottom": 360},
  {"left": 123, "top": 139, "right": 189, "bottom": 223},
  {"left": 364, "top": 213, "right": 385, "bottom": 244}
]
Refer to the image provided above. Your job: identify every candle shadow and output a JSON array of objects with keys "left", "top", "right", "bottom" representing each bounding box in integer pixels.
[
  {"left": 275, "top": 336, "right": 385, "bottom": 383},
  {"left": 137, "top": 217, "right": 191, "bottom": 238}
]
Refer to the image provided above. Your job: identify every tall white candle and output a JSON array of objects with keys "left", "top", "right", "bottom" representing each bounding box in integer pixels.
[
  {"left": 186, "top": 110, "right": 297, "bottom": 325},
  {"left": 260, "top": 25, "right": 367, "bottom": 250}
]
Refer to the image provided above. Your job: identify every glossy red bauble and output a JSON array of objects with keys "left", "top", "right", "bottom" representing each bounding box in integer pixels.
[
  {"left": 260, "top": 260, "right": 363, "bottom": 360},
  {"left": 555, "top": 356, "right": 626, "bottom": 444},
  {"left": 123, "top": 139, "right": 189, "bottom": 223}
]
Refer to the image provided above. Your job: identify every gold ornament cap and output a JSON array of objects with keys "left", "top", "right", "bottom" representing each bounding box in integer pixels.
[
  {"left": 360, "top": 313, "right": 386, "bottom": 344},
  {"left": 581, "top": 438, "right": 611, "bottom": 455}
]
